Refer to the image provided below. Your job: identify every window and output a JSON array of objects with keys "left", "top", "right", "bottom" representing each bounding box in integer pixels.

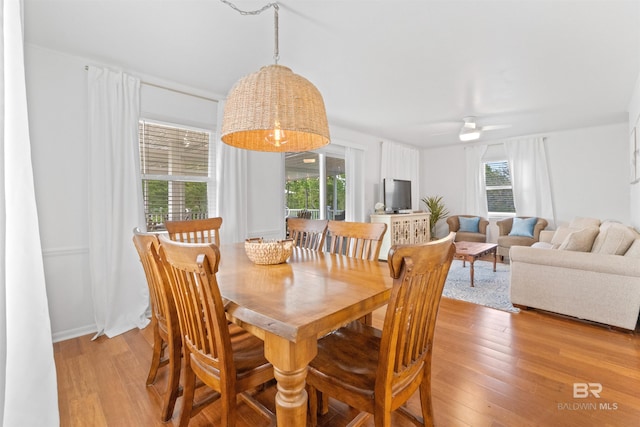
[
  {"left": 485, "top": 160, "right": 515, "bottom": 214},
  {"left": 139, "top": 120, "right": 211, "bottom": 230},
  {"left": 285, "top": 151, "right": 346, "bottom": 221}
]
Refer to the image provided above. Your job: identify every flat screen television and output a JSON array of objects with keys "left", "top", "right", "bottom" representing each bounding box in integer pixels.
[{"left": 383, "top": 178, "right": 412, "bottom": 213}]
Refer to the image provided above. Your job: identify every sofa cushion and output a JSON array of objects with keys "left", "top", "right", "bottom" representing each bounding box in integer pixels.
[
  {"left": 550, "top": 226, "right": 580, "bottom": 246},
  {"left": 624, "top": 239, "right": 640, "bottom": 258},
  {"left": 558, "top": 226, "right": 599, "bottom": 252},
  {"left": 591, "top": 222, "right": 638, "bottom": 255},
  {"left": 458, "top": 216, "right": 480, "bottom": 233},
  {"left": 532, "top": 241, "right": 555, "bottom": 249},
  {"left": 497, "top": 234, "right": 535, "bottom": 248},
  {"left": 569, "top": 217, "right": 601, "bottom": 229},
  {"left": 509, "top": 217, "right": 538, "bottom": 238}
]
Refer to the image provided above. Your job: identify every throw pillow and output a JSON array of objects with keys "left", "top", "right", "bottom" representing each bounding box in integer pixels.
[
  {"left": 509, "top": 217, "right": 538, "bottom": 238},
  {"left": 558, "top": 226, "right": 600, "bottom": 252},
  {"left": 550, "top": 226, "right": 579, "bottom": 246},
  {"left": 568, "top": 217, "right": 601, "bottom": 229},
  {"left": 624, "top": 239, "right": 640, "bottom": 258},
  {"left": 458, "top": 216, "right": 480, "bottom": 233},
  {"left": 591, "top": 221, "right": 638, "bottom": 255}
]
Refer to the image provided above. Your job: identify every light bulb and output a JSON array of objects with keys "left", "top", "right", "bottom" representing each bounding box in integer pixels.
[{"left": 265, "top": 121, "right": 288, "bottom": 147}]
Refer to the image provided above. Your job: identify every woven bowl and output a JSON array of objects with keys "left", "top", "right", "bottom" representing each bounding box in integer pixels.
[{"left": 244, "top": 238, "right": 294, "bottom": 265}]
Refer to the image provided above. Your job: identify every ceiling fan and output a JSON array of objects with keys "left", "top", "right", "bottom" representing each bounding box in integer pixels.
[{"left": 458, "top": 116, "right": 511, "bottom": 142}]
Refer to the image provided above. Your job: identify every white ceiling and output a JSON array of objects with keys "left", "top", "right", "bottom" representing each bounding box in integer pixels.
[{"left": 23, "top": 0, "right": 640, "bottom": 148}]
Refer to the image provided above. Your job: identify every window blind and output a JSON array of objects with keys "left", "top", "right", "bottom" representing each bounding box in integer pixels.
[{"left": 139, "top": 121, "right": 211, "bottom": 230}]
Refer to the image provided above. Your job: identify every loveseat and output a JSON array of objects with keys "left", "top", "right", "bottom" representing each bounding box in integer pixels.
[
  {"left": 496, "top": 216, "right": 548, "bottom": 260},
  {"left": 509, "top": 217, "right": 640, "bottom": 330},
  {"left": 446, "top": 215, "right": 489, "bottom": 242}
]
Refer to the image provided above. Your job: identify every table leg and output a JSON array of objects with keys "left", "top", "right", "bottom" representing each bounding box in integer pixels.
[
  {"left": 264, "top": 334, "right": 317, "bottom": 426},
  {"left": 469, "top": 258, "right": 475, "bottom": 287},
  {"left": 493, "top": 248, "right": 497, "bottom": 272}
]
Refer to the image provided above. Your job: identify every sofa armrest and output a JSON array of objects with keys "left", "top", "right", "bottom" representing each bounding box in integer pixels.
[
  {"left": 497, "top": 218, "right": 512, "bottom": 236},
  {"left": 539, "top": 230, "right": 555, "bottom": 244},
  {"left": 532, "top": 218, "right": 548, "bottom": 241},
  {"left": 510, "top": 246, "right": 640, "bottom": 277}
]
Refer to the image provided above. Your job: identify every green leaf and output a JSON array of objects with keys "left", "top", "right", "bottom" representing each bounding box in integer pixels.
[{"left": 421, "top": 195, "right": 450, "bottom": 237}]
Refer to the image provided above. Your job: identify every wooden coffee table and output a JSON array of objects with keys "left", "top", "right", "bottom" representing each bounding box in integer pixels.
[{"left": 453, "top": 241, "right": 498, "bottom": 287}]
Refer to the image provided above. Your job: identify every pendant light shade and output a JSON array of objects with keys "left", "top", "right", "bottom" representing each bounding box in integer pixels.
[{"left": 221, "top": 64, "right": 330, "bottom": 152}]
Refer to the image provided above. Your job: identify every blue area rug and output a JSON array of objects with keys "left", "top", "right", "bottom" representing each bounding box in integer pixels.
[{"left": 442, "top": 260, "right": 519, "bottom": 313}]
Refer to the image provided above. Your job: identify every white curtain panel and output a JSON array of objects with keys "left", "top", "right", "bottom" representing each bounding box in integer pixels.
[
  {"left": 1, "top": 0, "right": 59, "bottom": 424},
  {"left": 464, "top": 144, "right": 489, "bottom": 217},
  {"left": 345, "top": 147, "right": 365, "bottom": 221},
  {"left": 504, "top": 137, "right": 556, "bottom": 228},
  {"left": 87, "top": 66, "right": 149, "bottom": 338},
  {"left": 379, "top": 141, "right": 420, "bottom": 210},
  {"left": 216, "top": 130, "right": 248, "bottom": 243}
]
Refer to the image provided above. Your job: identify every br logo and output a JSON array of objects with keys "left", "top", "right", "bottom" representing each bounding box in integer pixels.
[{"left": 573, "top": 383, "right": 602, "bottom": 398}]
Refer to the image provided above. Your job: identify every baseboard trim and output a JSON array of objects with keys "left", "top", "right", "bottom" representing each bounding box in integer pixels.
[{"left": 52, "top": 324, "right": 97, "bottom": 343}]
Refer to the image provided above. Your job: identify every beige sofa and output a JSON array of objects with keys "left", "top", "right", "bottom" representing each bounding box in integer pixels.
[{"left": 510, "top": 218, "right": 640, "bottom": 330}]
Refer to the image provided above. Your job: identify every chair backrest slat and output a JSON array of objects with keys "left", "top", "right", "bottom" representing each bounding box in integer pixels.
[
  {"left": 326, "top": 221, "right": 387, "bottom": 261},
  {"left": 165, "top": 217, "right": 223, "bottom": 246},
  {"left": 287, "top": 218, "right": 328, "bottom": 251}
]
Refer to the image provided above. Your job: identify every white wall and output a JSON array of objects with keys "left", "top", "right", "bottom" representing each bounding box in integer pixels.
[
  {"left": 421, "top": 122, "right": 631, "bottom": 241},
  {"left": 26, "top": 46, "right": 95, "bottom": 340},
  {"left": 629, "top": 73, "right": 640, "bottom": 230},
  {"left": 546, "top": 124, "right": 629, "bottom": 225}
]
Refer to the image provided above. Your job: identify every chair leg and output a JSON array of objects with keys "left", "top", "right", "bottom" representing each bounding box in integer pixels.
[
  {"left": 178, "top": 364, "right": 197, "bottom": 427},
  {"left": 146, "top": 320, "right": 163, "bottom": 385},
  {"left": 361, "top": 313, "right": 372, "bottom": 326},
  {"left": 418, "top": 376, "right": 435, "bottom": 427},
  {"left": 320, "top": 392, "right": 329, "bottom": 415},
  {"left": 220, "top": 387, "right": 237, "bottom": 427},
  {"left": 308, "top": 385, "right": 318, "bottom": 427},
  {"left": 160, "top": 335, "right": 182, "bottom": 422}
]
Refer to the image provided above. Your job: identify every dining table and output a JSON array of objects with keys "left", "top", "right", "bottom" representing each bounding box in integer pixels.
[{"left": 216, "top": 243, "right": 393, "bottom": 426}]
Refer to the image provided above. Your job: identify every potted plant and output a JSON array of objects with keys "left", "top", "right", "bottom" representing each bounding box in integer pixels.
[{"left": 421, "top": 195, "right": 450, "bottom": 239}]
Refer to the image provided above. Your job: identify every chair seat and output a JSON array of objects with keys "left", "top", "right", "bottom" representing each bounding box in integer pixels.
[
  {"left": 309, "top": 322, "right": 383, "bottom": 403},
  {"left": 497, "top": 235, "right": 535, "bottom": 248},
  {"left": 455, "top": 231, "right": 486, "bottom": 243},
  {"left": 189, "top": 331, "right": 271, "bottom": 383},
  {"left": 229, "top": 334, "right": 271, "bottom": 377}
]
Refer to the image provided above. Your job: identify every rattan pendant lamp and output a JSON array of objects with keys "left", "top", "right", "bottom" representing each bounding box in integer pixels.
[{"left": 220, "top": 2, "right": 330, "bottom": 152}]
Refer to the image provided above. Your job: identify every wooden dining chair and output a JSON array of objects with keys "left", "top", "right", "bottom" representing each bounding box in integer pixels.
[
  {"left": 158, "top": 235, "right": 275, "bottom": 427},
  {"left": 325, "top": 220, "right": 387, "bottom": 326},
  {"left": 132, "top": 228, "right": 182, "bottom": 422},
  {"left": 286, "top": 218, "right": 328, "bottom": 251},
  {"left": 325, "top": 220, "right": 387, "bottom": 261},
  {"left": 164, "top": 217, "right": 223, "bottom": 246},
  {"left": 307, "top": 232, "right": 456, "bottom": 427}
]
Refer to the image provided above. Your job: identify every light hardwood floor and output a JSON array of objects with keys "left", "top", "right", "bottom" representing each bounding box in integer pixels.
[{"left": 55, "top": 298, "right": 640, "bottom": 426}]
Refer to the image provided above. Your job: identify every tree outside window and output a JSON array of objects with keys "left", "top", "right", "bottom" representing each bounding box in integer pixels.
[
  {"left": 285, "top": 152, "right": 345, "bottom": 220},
  {"left": 485, "top": 161, "right": 515, "bottom": 214}
]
